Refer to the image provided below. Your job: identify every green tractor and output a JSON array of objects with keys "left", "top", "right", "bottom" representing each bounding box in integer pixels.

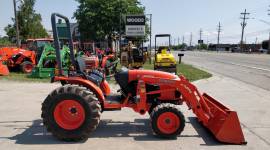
[{"left": 30, "top": 44, "right": 71, "bottom": 78}]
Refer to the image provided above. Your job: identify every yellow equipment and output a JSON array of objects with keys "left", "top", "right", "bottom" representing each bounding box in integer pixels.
[
  {"left": 120, "top": 41, "right": 145, "bottom": 69},
  {"left": 154, "top": 34, "right": 177, "bottom": 73}
]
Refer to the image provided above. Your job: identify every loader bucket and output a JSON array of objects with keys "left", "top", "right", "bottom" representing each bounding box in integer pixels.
[
  {"left": 0, "top": 63, "right": 9, "bottom": 76},
  {"left": 201, "top": 93, "right": 246, "bottom": 145}
]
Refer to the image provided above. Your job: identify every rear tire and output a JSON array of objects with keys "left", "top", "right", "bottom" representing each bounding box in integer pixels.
[
  {"left": 20, "top": 61, "right": 34, "bottom": 73},
  {"left": 41, "top": 85, "right": 101, "bottom": 141},
  {"left": 150, "top": 103, "right": 185, "bottom": 138}
]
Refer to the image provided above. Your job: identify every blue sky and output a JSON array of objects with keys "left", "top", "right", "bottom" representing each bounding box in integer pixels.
[{"left": 1, "top": 0, "right": 270, "bottom": 44}]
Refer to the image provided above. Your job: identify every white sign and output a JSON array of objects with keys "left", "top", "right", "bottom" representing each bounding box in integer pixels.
[{"left": 125, "top": 25, "right": 145, "bottom": 37}]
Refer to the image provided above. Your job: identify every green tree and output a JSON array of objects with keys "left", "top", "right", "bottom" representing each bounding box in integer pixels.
[
  {"left": 5, "top": 0, "right": 48, "bottom": 42},
  {"left": 0, "top": 36, "right": 12, "bottom": 45},
  {"left": 197, "top": 44, "right": 208, "bottom": 50},
  {"left": 74, "top": 0, "right": 146, "bottom": 41}
]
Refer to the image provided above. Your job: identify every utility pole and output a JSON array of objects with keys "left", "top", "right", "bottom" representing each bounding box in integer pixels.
[
  {"left": 148, "top": 14, "right": 152, "bottom": 64},
  {"left": 255, "top": 37, "right": 257, "bottom": 45},
  {"left": 268, "top": 5, "right": 270, "bottom": 54},
  {"left": 13, "top": 0, "right": 20, "bottom": 47},
  {"left": 199, "top": 28, "right": 203, "bottom": 49},
  {"left": 199, "top": 28, "right": 202, "bottom": 41},
  {"left": 182, "top": 36, "right": 185, "bottom": 44},
  {"left": 189, "top": 32, "right": 192, "bottom": 47},
  {"left": 119, "top": 0, "right": 122, "bottom": 50},
  {"left": 178, "top": 37, "right": 180, "bottom": 45},
  {"left": 217, "top": 22, "right": 222, "bottom": 51},
  {"left": 240, "top": 9, "right": 250, "bottom": 52}
]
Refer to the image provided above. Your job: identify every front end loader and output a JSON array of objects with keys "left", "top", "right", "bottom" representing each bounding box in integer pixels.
[
  {"left": 30, "top": 44, "right": 70, "bottom": 78},
  {"left": 41, "top": 13, "right": 246, "bottom": 145}
]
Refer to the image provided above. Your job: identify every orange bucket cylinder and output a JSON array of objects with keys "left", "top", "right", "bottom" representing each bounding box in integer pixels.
[{"left": 201, "top": 93, "right": 247, "bottom": 145}]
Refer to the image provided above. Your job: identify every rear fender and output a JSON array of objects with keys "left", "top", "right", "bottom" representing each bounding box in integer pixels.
[
  {"left": 53, "top": 76, "right": 105, "bottom": 103},
  {"left": 100, "top": 80, "right": 111, "bottom": 95}
]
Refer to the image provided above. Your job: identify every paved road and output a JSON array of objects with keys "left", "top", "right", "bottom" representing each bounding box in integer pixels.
[{"left": 173, "top": 51, "right": 270, "bottom": 91}]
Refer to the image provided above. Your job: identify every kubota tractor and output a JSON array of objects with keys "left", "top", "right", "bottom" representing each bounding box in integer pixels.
[
  {"left": 83, "top": 43, "right": 118, "bottom": 77},
  {"left": 0, "top": 38, "right": 53, "bottom": 74},
  {"left": 0, "top": 47, "right": 36, "bottom": 74},
  {"left": 41, "top": 13, "right": 246, "bottom": 145}
]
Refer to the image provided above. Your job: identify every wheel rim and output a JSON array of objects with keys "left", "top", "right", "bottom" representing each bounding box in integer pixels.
[
  {"left": 157, "top": 112, "right": 180, "bottom": 134},
  {"left": 24, "top": 64, "right": 33, "bottom": 73},
  {"left": 53, "top": 100, "right": 85, "bottom": 130}
]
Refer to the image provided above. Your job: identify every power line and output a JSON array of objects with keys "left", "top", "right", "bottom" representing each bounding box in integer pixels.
[{"left": 240, "top": 9, "right": 250, "bottom": 50}]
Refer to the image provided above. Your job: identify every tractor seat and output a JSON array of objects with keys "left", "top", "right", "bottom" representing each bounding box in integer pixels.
[
  {"left": 114, "top": 68, "right": 129, "bottom": 90},
  {"left": 77, "top": 56, "right": 86, "bottom": 72}
]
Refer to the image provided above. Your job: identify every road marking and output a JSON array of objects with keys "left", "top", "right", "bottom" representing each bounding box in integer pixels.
[
  {"left": 218, "top": 61, "right": 270, "bottom": 72},
  {"left": 180, "top": 52, "right": 270, "bottom": 72}
]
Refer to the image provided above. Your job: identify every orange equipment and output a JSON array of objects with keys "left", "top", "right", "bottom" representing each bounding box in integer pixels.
[
  {"left": 0, "top": 60, "right": 9, "bottom": 76},
  {"left": 0, "top": 38, "right": 53, "bottom": 74},
  {"left": 41, "top": 13, "right": 246, "bottom": 145}
]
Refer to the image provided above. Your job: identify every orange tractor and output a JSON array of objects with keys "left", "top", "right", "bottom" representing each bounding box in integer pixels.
[
  {"left": 0, "top": 38, "right": 53, "bottom": 75},
  {"left": 0, "top": 60, "right": 9, "bottom": 76},
  {"left": 41, "top": 13, "right": 246, "bottom": 145}
]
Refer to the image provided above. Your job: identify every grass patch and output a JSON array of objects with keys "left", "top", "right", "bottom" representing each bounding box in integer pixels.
[
  {"left": 1, "top": 62, "right": 211, "bottom": 83},
  {"left": 176, "top": 63, "right": 212, "bottom": 81},
  {"left": 0, "top": 73, "right": 50, "bottom": 83},
  {"left": 143, "top": 61, "right": 212, "bottom": 82}
]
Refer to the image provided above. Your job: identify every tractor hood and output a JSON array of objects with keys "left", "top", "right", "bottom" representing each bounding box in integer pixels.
[
  {"left": 0, "top": 47, "right": 35, "bottom": 61},
  {"left": 114, "top": 69, "right": 179, "bottom": 92},
  {"left": 128, "top": 70, "right": 178, "bottom": 82}
]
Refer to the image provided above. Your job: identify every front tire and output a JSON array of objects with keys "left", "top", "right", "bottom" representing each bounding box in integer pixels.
[
  {"left": 20, "top": 61, "right": 34, "bottom": 73},
  {"left": 150, "top": 103, "right": 185, "bottom": 138},
  {"left": 41, "top": 85, "right": 101, "bottom": 141}
]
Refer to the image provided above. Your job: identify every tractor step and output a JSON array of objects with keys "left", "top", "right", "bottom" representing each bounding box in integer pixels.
[
  {"left": 105, "top": 94, "right": 122, "bottom": 104},
  {"left": 103, "top": 94, "right": 123, "bottom": 111}
]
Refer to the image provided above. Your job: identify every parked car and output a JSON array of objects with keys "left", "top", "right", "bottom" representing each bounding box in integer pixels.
[{"left": 259, "top": 48, "right": 268, "bottom": 54}]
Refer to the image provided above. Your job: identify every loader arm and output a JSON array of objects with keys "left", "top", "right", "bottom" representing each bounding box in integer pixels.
[{"left": 176, "top": 76, "right": 212, "bottom": 124}]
